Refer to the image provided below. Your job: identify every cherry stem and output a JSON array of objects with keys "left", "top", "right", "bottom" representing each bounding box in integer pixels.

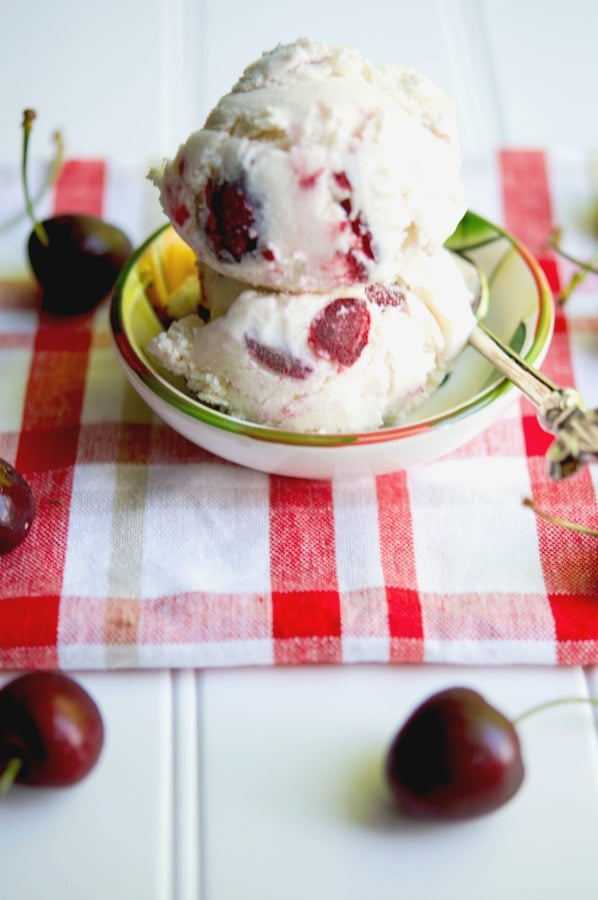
[
  {"left": 0, "top": 757, "right": 23, "bottom": 798},
  {"left": 524, "top": 497, "right": 598, "bottom": 537},
  {"left": 548, "top": 228, "right": 598, "bottom": 302},
  {"left": 513, "top": 696, "right": 598, "bottom": 727},
  {"left": 21, "top": 109, "right": 49, "bottom": 247},
  {"left": 0, "top": 129, "right": 63, "bottom": 234}
]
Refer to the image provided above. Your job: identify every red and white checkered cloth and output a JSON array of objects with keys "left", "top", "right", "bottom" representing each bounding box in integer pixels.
[{"left": 0, "top": 150, "right": 597, "bottom": 670}]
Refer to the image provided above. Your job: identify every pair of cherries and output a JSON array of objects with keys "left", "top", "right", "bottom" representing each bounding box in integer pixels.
[
  {"left": 1, "top": 462, "right": 97, "bottom": 794},
  {"left": 22, "top": 109, "right": 132, "bottom": 316},
  {"left": 0, "top": 674, "right": 526, "bottom": 820},
  {"left": 0, "top": 670, "right": 519, "bottom": 814}
]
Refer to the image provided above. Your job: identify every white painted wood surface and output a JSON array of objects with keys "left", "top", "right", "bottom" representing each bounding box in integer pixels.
[
  {"left": 1, "top": 666, "right": 597, "bottom": 900},
  {"left": 1, "top": 2, "right": 597, "bottom": 898}
]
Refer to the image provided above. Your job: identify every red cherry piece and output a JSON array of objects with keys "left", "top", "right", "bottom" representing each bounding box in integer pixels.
[
  {"left": 298, "top": 169, "right": 323, "bottom": 190},
  {"left": 333, "top": 171, "right": 375, "bottom": 264},
  {"left": 342, "top": 251, "right": 369, "bottom": 283},
  {"left": 333, "top": 171, "right": 352, "bottom": 192},
  {"left": 245, "top": 336, "right": 313, "bottom": 379},
  {"left": 0, "top": 672, "right": 104, "bottom": 789},
  {"left": 366, "top": 284, "right": 406, "bottom": 308},
  {"left": 341, "top": 202, "right": 374, "bottom": 263},
  {"left": 173, "top": 204, "right": 191, "bottom": 226},
  {"left": 204, "top": 179, "right": 258, "bottom": 263},
  {"left": 385, "top": 687, "right": 525, "bottom": 820},
  {"left": 308, "top": 297, "right": 370, "bottom": 367},
  {"left": 352, "top": 215, "right": 375, "bottom": 260},
  {"left": 0, "top": 459, "right": 35, "bottom": 555}
]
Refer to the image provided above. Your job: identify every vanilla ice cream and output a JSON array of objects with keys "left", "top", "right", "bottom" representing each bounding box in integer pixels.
[
  {"left": 151, "top": 37, "right": 466, "bottom": 292},
  {"left": 147, "top": 38, "right": 474, "bottom": 434},
  {"left": 148, "top": 249, "right": 474, "bottom": 433}
]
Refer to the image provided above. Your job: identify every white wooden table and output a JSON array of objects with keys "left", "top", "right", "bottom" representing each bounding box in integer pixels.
[
  {"left": 1, "top": 666, "right": 597, "bottom": 899},
  {"left": 1, "top": 2, "right": 597, "bottom": 897}
]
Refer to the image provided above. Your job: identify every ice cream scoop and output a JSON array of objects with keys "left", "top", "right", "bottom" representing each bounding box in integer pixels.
[
  {"left": 148, "top": 251, "right": 474, "bottom": 433},
  {"left": 150, "top": 38, "right": 466, "bottom": 293}
]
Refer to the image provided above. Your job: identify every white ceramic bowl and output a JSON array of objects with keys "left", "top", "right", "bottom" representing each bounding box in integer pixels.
[{"left": 110, "top": 212, "right": 553, "bottom": 479}]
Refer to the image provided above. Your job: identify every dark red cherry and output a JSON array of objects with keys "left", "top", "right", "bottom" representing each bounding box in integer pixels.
[
  {"left": 28, "top": 215, "right": 132, "bottom": 315},
  {"left": 385, "top": 687, "right": 525, "bottom": 820},
  {"left": 308, "top": 297, "right": 370, "bottom": 366},
  {"left": 0, "top": 672, "right": 104, "bottom": 791},
  {"left": 0, "top": 459, "right": 35, "bottom": 555},
  {"left": 204, "top": 178, "right": 258, "bottom": 262},
  {"left": 21, "top": 110, "right": 132, "bottom": 316}
]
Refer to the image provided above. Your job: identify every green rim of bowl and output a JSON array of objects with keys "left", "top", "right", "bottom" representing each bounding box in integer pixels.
[{"left": 110, "top": 212, "right": 554, "bottom": 448}]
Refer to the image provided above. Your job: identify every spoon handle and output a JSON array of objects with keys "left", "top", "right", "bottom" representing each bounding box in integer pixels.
[{"left": 469, "top": 323, "right": 598, "bottom": 480}]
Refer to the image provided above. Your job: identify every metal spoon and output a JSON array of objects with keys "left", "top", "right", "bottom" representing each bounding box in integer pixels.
[{"left": 459, "top": 256, "right": 598, "bottom": 480}]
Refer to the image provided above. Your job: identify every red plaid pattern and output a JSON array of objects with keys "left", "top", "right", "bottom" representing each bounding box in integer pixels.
[{"left": 0, "top": 151, "right": 596, "bottom": 670}]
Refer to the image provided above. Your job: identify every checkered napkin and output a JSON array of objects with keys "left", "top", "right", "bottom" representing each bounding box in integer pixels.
[{"left": 1, "top": 151, "right": 597, "bottom": 671}]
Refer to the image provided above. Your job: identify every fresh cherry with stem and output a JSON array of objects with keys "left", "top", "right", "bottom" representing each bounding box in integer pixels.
[
  {"left": 385, "top": 686, "right": 598, "bottom": 821},
  {"left": 0, "top": 672, "right": 104, "bottom": 794},
  {"left": 22, "top": 110, "right": 133, "bottom": 316}
]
